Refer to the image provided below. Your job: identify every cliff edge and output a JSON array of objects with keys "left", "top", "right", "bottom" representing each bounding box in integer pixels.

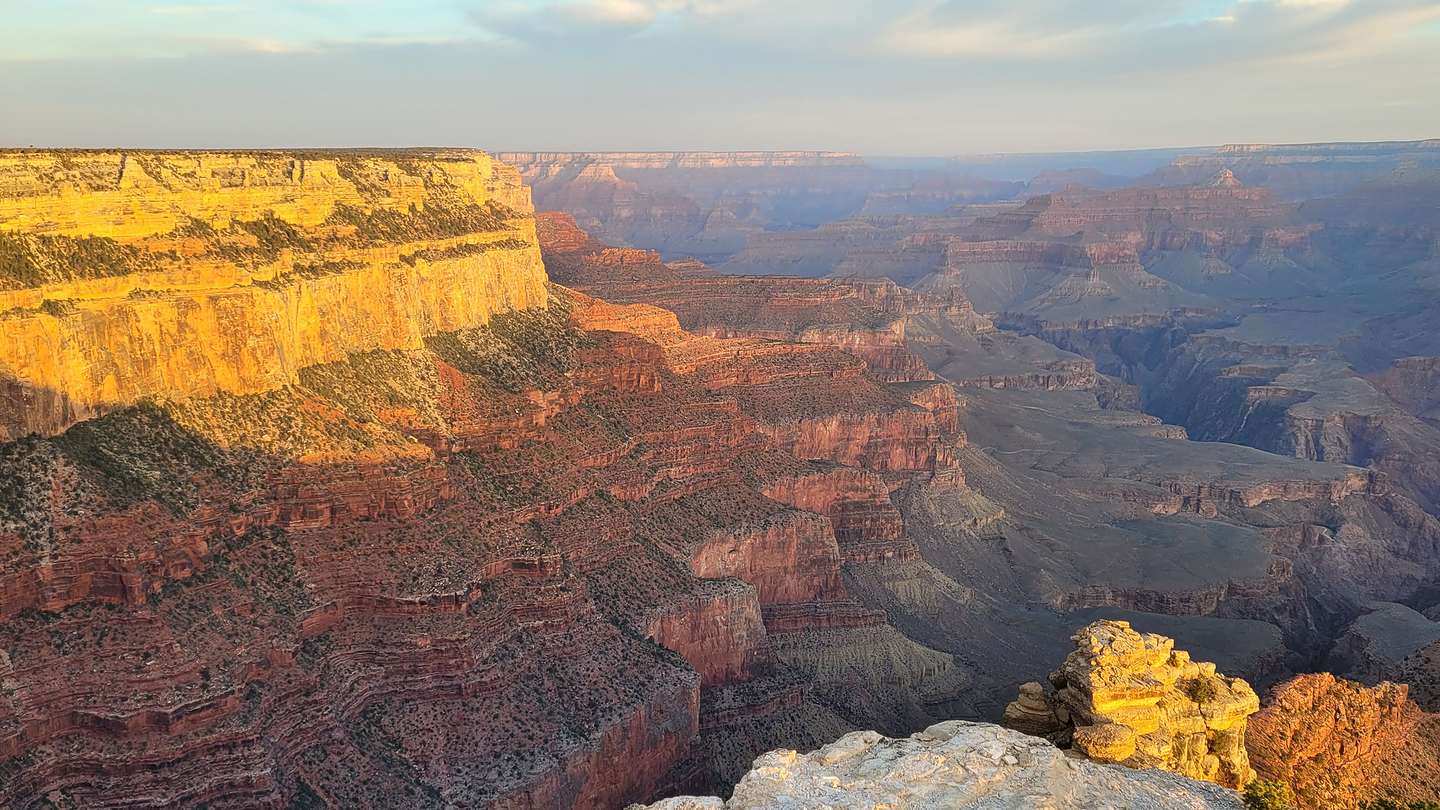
[{"left": 0, "top": 149, "right": 548, "bottom": 437}]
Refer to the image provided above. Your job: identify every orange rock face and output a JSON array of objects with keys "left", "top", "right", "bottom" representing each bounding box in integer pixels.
[
  {"left": 1247, "top": 673, "right": 1440, "bottom": 808},
  {"left": 0, "top": 149, "right": 548, "bottom": 439}
]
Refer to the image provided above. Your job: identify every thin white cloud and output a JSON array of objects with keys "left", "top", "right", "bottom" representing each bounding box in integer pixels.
[
  {"left": 468, "top": 0, "right": 763, "bottom": 44},
  {"left": 149, "top": 3, "right": 248, "bottom": 14},
  {"left": 883, "top": 19, "right": 1097, "bottom": 57},
  {"left": 878, "top": 0, "right": 1440, "bottom": 66}
]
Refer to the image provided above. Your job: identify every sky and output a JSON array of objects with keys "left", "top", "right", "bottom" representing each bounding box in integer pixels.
[{"left": 1, "top": 0, "right": 1437, "bottom": 155}]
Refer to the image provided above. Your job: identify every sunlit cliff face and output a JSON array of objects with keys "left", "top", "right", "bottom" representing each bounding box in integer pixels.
[{"left": 0, "top": 150, "right": 548, "bottom": 440}]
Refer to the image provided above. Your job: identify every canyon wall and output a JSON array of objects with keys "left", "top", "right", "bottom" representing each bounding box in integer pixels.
[
  {"left": 0, "top": 152, "right": 968, "bottom": 809},
  {"left": 0, "top": 150, "right": 548, "bottom": 438},
  {"left": 1247, "top": 672, "right": 1440, "bottom": 808}
]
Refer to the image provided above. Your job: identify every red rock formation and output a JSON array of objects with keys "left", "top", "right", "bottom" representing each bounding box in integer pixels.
[
  {"left": 1248, "top": 673, "right": 1440, "bottom": 808},
  {"left": 761, "top": 466, "right": 913, "bottom": 563},
  {"left": 538, "top": 211, "right": 960, "bottom": 384},
  {"left": 0, "top": 158, "right": 967, "bottom": 809},
  {"left": 646, "top": 581, "right": 766, "bottom": 686},
  {"left": 0, "top": 280, "right": 964, "bottom": 806}
]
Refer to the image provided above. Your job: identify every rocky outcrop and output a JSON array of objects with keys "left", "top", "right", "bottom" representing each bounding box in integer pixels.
[
  {"left": 1004, "top": 620, "right": 1260, "bottom": 789},
  {"left": 633, "top": 721, "right": 1244, "bottom": 809},
  {"left": 1247, "top": 673, "right": 1440, "bottom": 808}
]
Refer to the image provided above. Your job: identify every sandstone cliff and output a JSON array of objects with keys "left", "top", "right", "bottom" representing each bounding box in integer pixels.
[
  {"left": 633, "top": 721, "right": 1244, "bottom": 809},
  {"left": 0, "top": 149, "right": 548, "bottom": 438}
]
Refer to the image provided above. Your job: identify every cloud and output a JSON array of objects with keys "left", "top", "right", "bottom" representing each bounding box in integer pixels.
[
  {"left": 466, "top": 0, "right": 760, "bottom": 44},
  {"left": 878, "top": 0, "right": 1440, "bottom": 66},
  {"left": 1, "top": 0, "right": 1436, "bottom": 154},
  {"left": 148, "top": 3, "right": 248, "bottom": 14},
  {"left": 1, "top": 1, "right": 480, "bottom": 61}
]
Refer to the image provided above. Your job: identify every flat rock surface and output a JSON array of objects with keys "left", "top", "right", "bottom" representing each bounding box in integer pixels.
[{"left": 636, "top": 721, "right": 1244, "bottom": 809}]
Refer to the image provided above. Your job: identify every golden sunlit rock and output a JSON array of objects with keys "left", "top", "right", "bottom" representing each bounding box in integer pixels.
[
  {"left": 0, "top": 149, "right": 548, "bottom": 438},
  {"left": 1005, "top": 620, "right": 1260, "bottom": 789}
]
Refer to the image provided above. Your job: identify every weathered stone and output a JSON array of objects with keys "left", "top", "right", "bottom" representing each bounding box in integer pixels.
[
  {"left": 1001, "top": 680, "right": 1065, "bottom": 737},
  {"left": 1007, "top": 620, "right": 1260, "bottom": 789},
  {"left": 630, "top": 722, "right": 1244, "bottom": 809},
  {"left": 1073, "top": 723, "right": 1137, "bottom": 762}
]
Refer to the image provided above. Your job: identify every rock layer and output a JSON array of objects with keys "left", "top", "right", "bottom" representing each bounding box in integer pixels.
[
  {"left": 0, "top": 152, "right": 972, "bottom": 809},
  {"left": 1004, "top": 620, "right": 1260, "bottom": 789},
  {"left": 0, "top": 149, "right": 548, "bottom": 438}
]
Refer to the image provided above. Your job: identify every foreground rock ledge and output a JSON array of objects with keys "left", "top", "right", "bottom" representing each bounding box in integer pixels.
[{"left": 632, "top": 721, "right": 1242, "bottom": 809}]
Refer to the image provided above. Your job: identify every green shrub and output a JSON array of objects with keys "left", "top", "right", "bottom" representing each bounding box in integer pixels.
[
  {"left": 1243, "top": 779, "right": 1294, "bottom": 810},
  {"left": 1182, "top": 676, "right": 1219, "bottom": 703}
]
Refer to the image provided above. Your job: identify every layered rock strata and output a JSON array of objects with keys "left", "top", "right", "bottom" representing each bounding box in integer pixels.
[
  {"left": 537, "top": 211, "right": 981, "bottom": 385},
  {"left": 0, "top": 151, "right": 967, "bottom": 808},
  {"left": 1003, "top": 620, "right": 1260, "bottom": 789},
  {"left": 0, "top": 149, "right": 547, "bottom": 438}
]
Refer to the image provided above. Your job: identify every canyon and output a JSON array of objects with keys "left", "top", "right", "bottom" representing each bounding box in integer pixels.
[
  {"left": 4, "top": 141, "right": 1440, "bottom": 809},
  {"left": 0, "top": 149, "right": 970, "bottom": 808}
]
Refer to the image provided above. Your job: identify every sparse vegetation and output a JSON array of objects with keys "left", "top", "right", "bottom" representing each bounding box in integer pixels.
[
  {"left": 1243, "top": 778, "right": 1295, "bottom": 810},
  {"left": 0, "top": 403, "right": 268, "bottom": 549},
  {"left": 0, "top": 231, "right": 172, "bottom": 290},
  {"left": 54, "top": 403, "right": 252, "bottom": 512},
  {"left": 403, "top": 238, "right": 531, "bottom": 264},
  {"left": 1181, "top": 676, "right": 1219, "bottom": 704},
  {"left": 253, "top": 259, "right": 364, "bottom": 290},
  {"left": 235, "top": 212, "right": 314, "bottom": 262},
  {"left": 425, "top": 294, "right": 590, "bottom": 393},
  {"left": 323, "top": 198, "right": 516, "bottom": 245}
]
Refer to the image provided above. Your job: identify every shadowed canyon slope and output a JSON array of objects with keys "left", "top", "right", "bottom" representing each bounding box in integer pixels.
[
  {"left": 539, "top": 209, "right": 1440, "bottom": 699},
  {"left": 528, "top": 143, "right": 1440, "bottom": 806}
]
